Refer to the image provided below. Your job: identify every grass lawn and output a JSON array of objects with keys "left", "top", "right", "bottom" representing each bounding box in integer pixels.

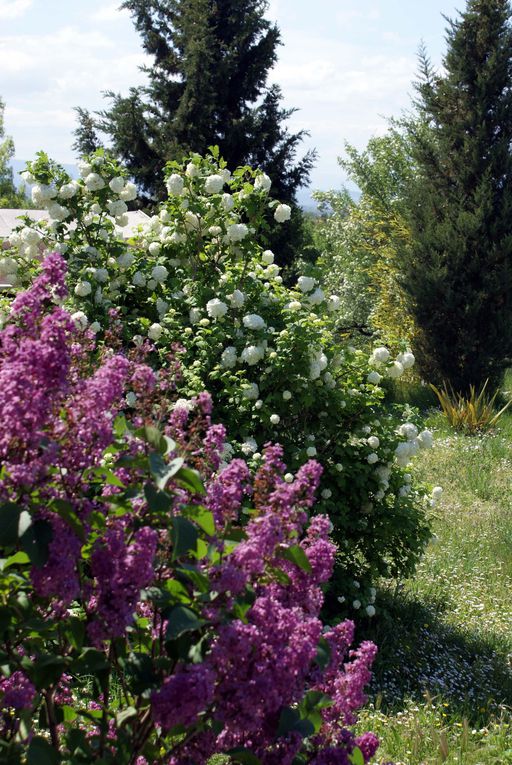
[{"left": 357, "top": 407, "right": 512, "bottom": 764}]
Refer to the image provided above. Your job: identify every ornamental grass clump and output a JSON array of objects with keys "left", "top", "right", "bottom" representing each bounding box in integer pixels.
[
  {"left": 0, "top": 254, "right": 382, "bottom": 764},
  {"left": 431, "top": 380, "right": 512, "bottom": 434},
  {"left": 3, "top": 149, "right": 434, "bottom": 595}
]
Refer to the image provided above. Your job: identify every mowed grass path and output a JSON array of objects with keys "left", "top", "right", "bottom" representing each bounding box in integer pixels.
[{"left": 357, "top": 410, "right": 512, "bottom": 764}]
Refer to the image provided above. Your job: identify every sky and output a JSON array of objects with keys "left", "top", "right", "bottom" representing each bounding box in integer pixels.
[{"left": 0, "top": 0, "right": 464, "bottom": 197}]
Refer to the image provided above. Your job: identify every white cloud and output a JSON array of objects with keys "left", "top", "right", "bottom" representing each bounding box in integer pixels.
[
  {"left": 0, "top": 0, "right": 32, "bottom": 19},
  {"left": 91, "top": 2, "right": 130, "bottom": 22}
]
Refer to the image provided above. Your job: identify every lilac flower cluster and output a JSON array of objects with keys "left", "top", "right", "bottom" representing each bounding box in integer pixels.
[{"left": 0, "top": 258, "right": 382, "bottom": 764}]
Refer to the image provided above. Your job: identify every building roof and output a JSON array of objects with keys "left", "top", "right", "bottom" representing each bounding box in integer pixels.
[{"left": 0, "top": 209, "right": 150, "bottom": 240}]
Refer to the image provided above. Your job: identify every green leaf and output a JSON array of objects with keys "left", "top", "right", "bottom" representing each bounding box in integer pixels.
[
  {"left": 191, "top": 507, "right": 215, "bottom": 536},
  {"left": 2, "top": 551, "right": 30, "bottom": 569},
  {"left": 31, "top": 655, "right": 68, "bottom": 690},
  {"left": 72, "top": 648, "right": 109, "bottom": 675},
  {"left": 174, "top": 466, "right": 205, "bottom": 495},
  {"left": 27, "top": 737, "right": 60, "bottom": 765},
  {"left": 278, "top": 545, "right": 312, "bottom": 573},
  {"left": 276, "top": 707, "right": 301, "bottom": 737},
  {"left": 166, "top": 606, "right": 205, "bottom": 640},
  {"left": 20, "top": 519, "right": 53, "bottom": 567},
  {"left": 144, "top": 482, "right": 172, "bottom": 513},
  {"left": 314, "top": 637, "right": 331, "bottom": 670},
  {"left": 0, "top": 503, "right": 23, "bottom": 546},
  {"left": 228, "top": 750, "right": 261, "bottom": 765},
  {"left": 51, "top": 500, "right": 85, "bottom": 541},
  {"left": 116, "top": 706, "right": 137, "bottom": 727},
  {"left": 170, "top": 516, "right": 198, "bottom": 559},
  {"left": 349, "top": 747, "right": 365, "bottom": 765},
  {"left": 149, "top": 452, "right": 184, "bottom": 490}
]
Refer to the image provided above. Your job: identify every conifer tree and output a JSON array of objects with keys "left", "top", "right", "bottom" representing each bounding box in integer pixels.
[
  {"left": 74, "top": 0, "right": 315, "bottom": 208},
  {"left": 401, "top": 0, "right": 512, "bottom": 393},
  {"left": 0, "top": 97, "right": 28, "bottom": 208}
]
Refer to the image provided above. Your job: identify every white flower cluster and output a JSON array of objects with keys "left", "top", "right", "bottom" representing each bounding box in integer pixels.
[
  {"left": 394, "top": 423, "right": 434, "bottom": 467},
  {"left": 369, "top": 346, "right": 415, "bottom": 381}
]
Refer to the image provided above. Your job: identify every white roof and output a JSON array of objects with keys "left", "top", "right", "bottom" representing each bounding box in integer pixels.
[{"left": 0, "top": 209, "right": 150, "bottom": 240}]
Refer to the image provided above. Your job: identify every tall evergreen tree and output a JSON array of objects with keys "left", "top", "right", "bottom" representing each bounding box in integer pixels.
[
  {"left": 0, "top": 97, "right": 28, "bottom": 208},
  {"left": 401, "top": 0, "right": 512, "bottom": 393},
  {"left": 74, "top": 0, "right": 315, "bottom": 207}
]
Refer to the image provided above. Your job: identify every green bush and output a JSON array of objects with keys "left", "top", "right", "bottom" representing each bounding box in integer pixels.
[{"left": 3, "top": 149, "right": 434, "bottom": 600}]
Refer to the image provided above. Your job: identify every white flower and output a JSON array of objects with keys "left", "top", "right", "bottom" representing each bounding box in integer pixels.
[
  {"left": 306, "top": 446, "right": 317, "bottom": 457},
  {"left": 241, "top": 345, "right": 265, "bottom": 365},
  {"left": 119, "top": 182, "right": 137, "bottom": 201},
  {"left": 255, "top": 173, "right": 272, "bottom": 192},
  {"left": 227, "top": 223, "right": 249, "bottom": 242},
  {"left": 156, "top": 298, "right": 168, "bottom": 316},
  {"left": 209, "top": 225, "right": 222, "bottom": 236},
  {"left": 327, "top": 294, "right": 341, "bottom": 312},
  {"left": 398, "top": 423, "right": 419, "bottom": 441},
  {"left": 270, "top": 413, "right": 280, "bottom": 425},
  {"left": 230, "top": 289, "right": 245, "bottom": 308},
  {"left": 78, "top": 160, "right": 93, "bottom": 177},
  {"left": 387, "top": 360, "right": 404, "bottom": 379},
  {"left": 71, "top": 311, "right": 88, "bottom": 329},
  {"left": 206, "top": 298, "right": 228, "bottom": 319},
  {"left": 287, "top": 300, "right": 301, "bottom": 311},
  {"left": 204, "top": 174, "right": 225, "bottom": 194},
  {"left": 336, "top": 463, "right": 343, "bottom": 472},
  {"left": 418, "top": 430, "right": 434, "bottom": 449},
  {"left": 366, "top": 605, "right": 376, "bottom": 617},
  {"left": 241, "top": 437, "right": 258, "bottom": 455},
  {"left": 282, "top": 390, "right": 292, "bottom": 401},
  {"left": 261, "top": 249, "right": 274, "bottom": 265},
  {"left": 108, "top": 199, "right": 128, "bottom": 217},
  {"left": 308, "top": 287, "right": 324, "bottom": 305},
  {"left": 48, "top": 202, "right": 70, "bottom": 222},
  {"left": 184, "top": 211, "right": 201, "bottom": 231},
  {"left": 243, "top": 313, "right": 266, "bottom": 330},
  {"left": 321, "top": 488, "right": 332, "bottom": 499},
  {"left": 242, "top": 383, "right": 259, "bottom": 400},
  {"left": 432, "top": 486, "right": 443, "bottom": 501},
  {"left": 186, "top": 162, "right": 200, "bottom": 178},
  {"left": 84, "top": 172, "right": 106, "bottom": 191},
  {"left": 74, "top": 280, "right": 92, "bottom": 297},
  {"left": 151, "top": 265, "right": 168, "bottom": 283},
  {"left": 284, "top": 473, "right": 294, "bottom": 483},
  {"left": 189, "top": 307, "right": 201, "bottom": 324},
  {"left": 254, "top": 399, "right": 263, "bottom": 409},
  {"left": 309, "top": 350, "right": 328, "bottom": 381},
  {"left": 221, "top": 193, "right": 234, "bottom": 211},
  {"left": 397, "top": 351, "right": 415, "bottom": 370},
  {"left": 109, "top": 176, "right": 126, "bottom": 193},
  {"left": 132, "top": 271, "right": 146, "bottom": 287},
  {"left": 59, "top": 181, "right": 79, "bottom": 199},
  {"left": 126, "top": 392, "right": 137, "bottom": 407},
  {"left": 148, "top": 323, "right": 163, "bottom": 341},
  {"left": 370, "top": 346, "right": 390, "bottom": 365},
  {"left": 20, "top": 228, "right": 41, "bottom": 246},
  {"left": 368, "top": 436, "right": 380, "bottom": 449},
  {"left": 367, "top": 453, "right": 379, "bottom": 464},
  {"left": 116, "top": 213, "right": 129, "bottom": 227},
  {"left": 274, "top": 203, "right": 291, "bottom": 223},
  {"left": 31, "top": 183, "right": 57, "bottom": 205},
  {"left": 90, "top": 321, "right": 101, "bottom": 334},
  {"left": 148, "top": 242, "right": 161, "bottom": 257},
  {"left": 94, "top": 268, "right": 109, "bottom": 283},
  {"left": 367, "top": 371, "right": 382, "bottom": 385},
  {"left": 352, "top": 600, "right": 361, "bottom": 610},
  {"left": 166, "top": 173, "right": 185, "bottom": 195},
  {"left": 297, "top": 275, "right": 316, "bottom": 293}
]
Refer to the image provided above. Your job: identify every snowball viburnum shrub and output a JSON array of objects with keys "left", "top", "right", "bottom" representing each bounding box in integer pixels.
[{"left": 4, "top": 149, "right": 432, "bottom": 591}]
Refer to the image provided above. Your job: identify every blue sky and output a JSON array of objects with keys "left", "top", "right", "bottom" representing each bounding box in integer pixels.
[{"left": 0, "top": 0, "right": 462, "bottom": 193}]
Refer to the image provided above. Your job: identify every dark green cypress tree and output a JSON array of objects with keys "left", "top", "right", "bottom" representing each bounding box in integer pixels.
[
  {"left": 401, "top": 0, "right": 512, "bottom": 394},
  {"left": 74, "top": 0, "right": 315, "bottom": 211}
]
